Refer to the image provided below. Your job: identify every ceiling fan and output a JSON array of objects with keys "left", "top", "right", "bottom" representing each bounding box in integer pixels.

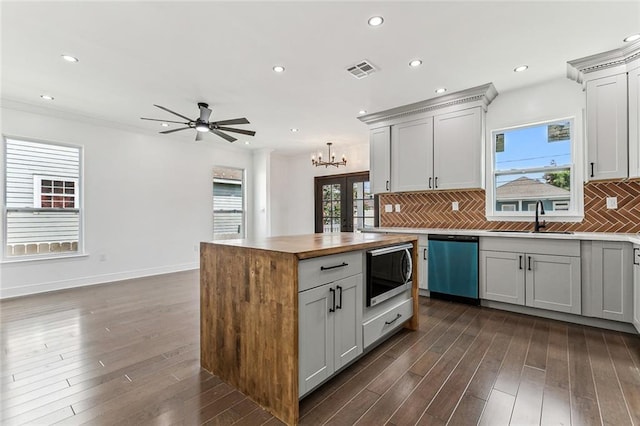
[{"left": 140, "top": 102, "right": 256, "bottom": 142}]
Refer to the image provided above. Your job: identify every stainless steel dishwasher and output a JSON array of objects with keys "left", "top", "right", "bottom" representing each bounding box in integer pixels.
[{"left": 427, "top": 234, "right": 479, "bottom": 305}]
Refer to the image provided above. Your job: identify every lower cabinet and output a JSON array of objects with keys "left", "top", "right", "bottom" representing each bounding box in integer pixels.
[
  {"left": 479, "top": 238, "right": 581, "bottom": 315},
  {"left": 418, "top": 235, "right": 428, "bottom": 292},
  {"left": 298, "top": 273, "right": 363, "bottom": 397},
  {"left": 582, "top": 241, "right": 633, "bottom": 322},
  {"left": 634, "top": 245, "right": 640, "bottom": 333}
]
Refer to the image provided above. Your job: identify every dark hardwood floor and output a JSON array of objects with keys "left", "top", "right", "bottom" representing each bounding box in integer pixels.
[{"left": 1, "top": 270, "right": 640, "bottom": 425}]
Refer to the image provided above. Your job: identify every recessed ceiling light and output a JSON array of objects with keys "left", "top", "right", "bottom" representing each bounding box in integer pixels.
[
  {"left": 514, "top": 65, "right": 529, "bottom": 73},
  {"left": 40, "top": 94, "right": 54, "bottom": 100},
  {"left": 161, "top": 122, "right": 169, "bottom": 127},
  {"left": 245, "top": 141, "right": 250, "bottom": 145},
  {"left": 61, "top": 54, "right": 79, "bottom": 63},
  {"left": 435, "top": 88, "right": 447, "bottom": 94},
  {"left": 359, "top": 110, "right": 367, "bottom": 115},
  {"left": 368, "top": 16, "right": 384, "bottom": 26},
  {"left": 624, "top": 33, "right": 640, "bottom": 42},
  {"left": 409, "top": 59, "right": 423, "bottom": 67},
  {"left": 273, "top": 65, "right": 285, "bottom": 73},
  {"left": 290, "top": 128, "right": 299, "bottom": 132}
]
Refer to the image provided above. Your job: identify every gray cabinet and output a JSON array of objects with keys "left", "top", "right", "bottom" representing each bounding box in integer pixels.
[
  {"left": 298, "top": 271, "right": 363, "bottom": 397},
  {"left": 480, "top": 238, "right": 581, "bottom": 314},
  {"left": 633, "top": 245, "right": 640, "bottom": 333},
  {"left": 480, "top": 250, "right": 525, "bottom": 305},
  {"left": 582, "top": 241, "right": 633, "bottom": 322},
  {"left": 418, "top": 236, "right": 428, "bottom": 292},
  {"left": 433, "top": 107, "right": 482, "bottom": 190},
  {"left": 369, "top": 126, "right": 391, "bottom": 194},
  {"left": 391, "top": 117, "right": 434, "bottom": 192},
  {"left": 629, "top": 63, "right": 640, "bottom": 178},
  {"left": 360, "top": 84, "right": 496, "bottom": 194},
  {"left": 586, "top": 74, "right": 628, "bottom": 180}
]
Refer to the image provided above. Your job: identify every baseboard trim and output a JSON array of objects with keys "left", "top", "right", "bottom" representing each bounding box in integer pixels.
[
  {"left": 481, "top": 300, "right": 638, "bottom": 334},
  {"left": 0, "top": 262, "right": 199, "bottom": 299}
]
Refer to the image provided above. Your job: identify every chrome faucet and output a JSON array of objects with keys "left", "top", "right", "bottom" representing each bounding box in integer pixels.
[{"left": 534, "top": 200, "right": 546, "bottom": 232}]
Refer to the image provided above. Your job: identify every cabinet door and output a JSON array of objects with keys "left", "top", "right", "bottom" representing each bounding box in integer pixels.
[
  {"left": 479, "top": 250, "right": 525, "bottom": 305},
  {"left": 299, "top": 284, "right": 334, "bottom": 396},
  {"left": 587, "top": 241, "right": 633, "bottom": 322},
  {"left": 333, "top": 274, "right": 363, "bottom": 370},
  {"left": 629, "top": 65, "right": 640, "bottom": 178},
  {"left": 370, "top": 127, "right": 391, "bottom": 194},
  {"left": 633, "top": 245, "right": 640, "bottom": 333},
  {"left": 391, "top": 117, "right": 434, "bottom": 192},
  {"left": 525, "top": 254, "right": 581, "bottom": 314},
  {"left": 586, "top": 74, "right": 628, "bottom": 180},
  {"left": 433, "top": 107, "right": 482, "bottom": 190},
  {"left": 418, "top": 245, "right": 428, "bottom": 290}
]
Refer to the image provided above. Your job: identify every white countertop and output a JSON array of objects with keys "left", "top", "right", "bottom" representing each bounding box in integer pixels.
[{"left": 366, "top": 227, "right": 640, "bottom": 245}]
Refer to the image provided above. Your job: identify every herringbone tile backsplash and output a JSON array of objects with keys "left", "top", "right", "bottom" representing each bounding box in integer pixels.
[{"left": 379, "top": 179, "right": 640, "bottom": 233}]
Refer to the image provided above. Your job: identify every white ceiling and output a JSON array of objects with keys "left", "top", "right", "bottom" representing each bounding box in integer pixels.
[{"left": 2, "top": 1, "right": 639, "bottom": 155}]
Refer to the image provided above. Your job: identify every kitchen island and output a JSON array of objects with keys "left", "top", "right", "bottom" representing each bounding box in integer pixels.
[{"left": 200, "top": 232, "right": 418, "bottom": 425}]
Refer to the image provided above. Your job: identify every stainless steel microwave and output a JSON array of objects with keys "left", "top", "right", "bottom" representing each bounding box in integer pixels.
[{"left": 366, "top": 243, "right": 413, "bottom": 307}]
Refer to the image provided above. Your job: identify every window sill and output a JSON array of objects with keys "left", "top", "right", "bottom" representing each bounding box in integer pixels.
[
  {"left": 486, "top": 214, "right": 584, "bottom": 223},
  {"left": 1, "top": 252, "right": 89, "bottom": 264}
]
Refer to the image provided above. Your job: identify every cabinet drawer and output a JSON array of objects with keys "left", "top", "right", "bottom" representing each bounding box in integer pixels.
[
  {"left": 363, "top": 298, "right": 413, "bottom": 349},
  {"left": 298, "top": 251, "right": 363, "bottom": 292},
  {"left": 480, "top": 237, "right": 580, "bottom": 257}
]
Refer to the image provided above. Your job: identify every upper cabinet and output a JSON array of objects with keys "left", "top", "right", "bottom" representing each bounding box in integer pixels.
[
  {"left": 360, "top": 83, "right": 497, "bottom": 194},
  {"left": 567, "top": 40, "right": 640, "bottom": 181}
]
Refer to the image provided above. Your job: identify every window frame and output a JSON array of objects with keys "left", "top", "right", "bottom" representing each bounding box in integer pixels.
[
  {"left": 212, "top": 167, "right": 246, "bottom": 240},
  {"left": 486, "top": 117, "right": 584, "bottom": 222},
  {"left": 3, "top": 135, "right": 84, "bottom": 261}
]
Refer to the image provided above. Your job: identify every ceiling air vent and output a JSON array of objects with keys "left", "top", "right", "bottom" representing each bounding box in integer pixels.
[{"left": 346, "top": 60, "right": 377, "bottom": 79}]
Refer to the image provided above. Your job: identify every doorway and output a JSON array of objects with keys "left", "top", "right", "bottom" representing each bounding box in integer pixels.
[{"left": 314, "top": 171, "right": 376, "bottom": 233}]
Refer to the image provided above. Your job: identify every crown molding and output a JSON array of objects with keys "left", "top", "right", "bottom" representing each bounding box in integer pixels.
[
  {"left": 357, "top": 83, "right": 498, "bottom": 126},
  {"left": 567, "top": 40, "right": 640, "bottom": 83}
]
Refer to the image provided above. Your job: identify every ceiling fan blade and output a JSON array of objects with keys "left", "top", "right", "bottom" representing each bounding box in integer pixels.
[
  {"left": 216, "top": 126, "right": 256, "bottom": 136},
  {"left": 199, "top": 104, "right": 212, "bottom": 122},
  {"left": 211, "top": 117, "right": 250, "bottom": 126},
  {"left": 195, "top": 132, "right": 203, "bottom": 142},
  {"left": 153, "top": 104, "right": 193, "bottom": 122},
  {"left": 210, "top": 129, "right": 237, "bottom": 143},
  {"left": 141, "top": 117, "right": 187, "bottom": 124},
  {"left": 160, "top": 126, "right": 191, "bottom": 134}
]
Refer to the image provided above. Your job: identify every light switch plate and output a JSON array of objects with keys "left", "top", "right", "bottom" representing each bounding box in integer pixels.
[
  {"left": 395, "top": 204, "right": 401, "bottom": 212},
  {"left": 452, "top": 201, "right": 459, "bottom": 211},
  {"left": 384, "top": 204, "right": 393, "bottom": 213},
  {"left": 606, "top": 197, "right": 618, "bottom": 209}
]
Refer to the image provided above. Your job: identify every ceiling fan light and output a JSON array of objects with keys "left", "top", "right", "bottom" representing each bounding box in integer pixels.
[{"left": 195, "top": 123, "right": 209, "bottom": 132}]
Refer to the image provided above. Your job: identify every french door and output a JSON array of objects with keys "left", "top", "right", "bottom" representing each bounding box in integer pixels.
[{"left": 314, "top": 171, "right": 376, "bottom": 233}]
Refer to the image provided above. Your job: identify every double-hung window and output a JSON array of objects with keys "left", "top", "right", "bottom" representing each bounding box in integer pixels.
[
  {"left": 487, "top": 118, "right": 582, "bottom": 221},
  {"left": 4, "top": 137, "right": 82, "bottom": 257}
]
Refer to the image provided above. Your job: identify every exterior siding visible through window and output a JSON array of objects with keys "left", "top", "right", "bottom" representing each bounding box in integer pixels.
[
  {"left": 213, "top": 167, "right": 244, "bottom": 240},
  {"left": 4, "top": 138, "right": 82, "bottom": 257}
]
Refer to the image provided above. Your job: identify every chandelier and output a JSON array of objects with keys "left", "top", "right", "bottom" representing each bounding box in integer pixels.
[{"left": 311, "top": 142, "right": 347, "bottom": 168}]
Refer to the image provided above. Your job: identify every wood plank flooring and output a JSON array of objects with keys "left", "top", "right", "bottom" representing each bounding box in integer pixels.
[{"left": 1, "top": 270, "right": 640, "bottom": 425}]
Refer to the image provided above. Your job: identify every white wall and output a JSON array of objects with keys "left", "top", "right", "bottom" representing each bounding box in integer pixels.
[
  {"left": 270, "top": 142, "right": 370, "bottom": 236},
  {"left": 252, "top": 149, "right": 272, "bottom": 239},
  {"left": 0, "top": 105, "right": 254, "bottom": 298}
]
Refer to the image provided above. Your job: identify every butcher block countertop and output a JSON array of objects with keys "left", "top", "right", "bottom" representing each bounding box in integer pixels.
[{"left": 204, "top": 232, "right": 418, "bottom": 259}]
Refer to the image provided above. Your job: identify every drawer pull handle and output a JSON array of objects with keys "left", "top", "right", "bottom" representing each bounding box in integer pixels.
[
  {"left": 384, "top": 313, "right": 402, "bottom": 325},
  {"left": 329, "top": 288, "right": 336, "bottom": 313},
  {"left": 321, "top": 262, "right": 348, "bottom": 271},
  {"left": 519, "top": 255, "right": 523, "bottom": 270},
  {"left": 336, "top": 285, "right": 343, "bottom": 310},
  {"left": 528, "top": 256, "right": 532, "bottom": 271}
]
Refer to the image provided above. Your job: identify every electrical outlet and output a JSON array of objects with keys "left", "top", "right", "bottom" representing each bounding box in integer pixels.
[
  {"left": 606, "top": 197, "right": 618, "bottom": 209},
  {"left": 452, "top": 201, "right": 459, "bottom": 211},
  {"left": 395, "top": 204, "right": 401, "bottom": 212},
  {"left": 384, "top": 204, "right": 393, "bottom": 213}
]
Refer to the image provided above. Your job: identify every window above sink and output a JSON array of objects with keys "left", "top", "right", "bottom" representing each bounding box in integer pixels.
[{"left": 486, "top": 117, "right": 584, "bottom": 223}]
